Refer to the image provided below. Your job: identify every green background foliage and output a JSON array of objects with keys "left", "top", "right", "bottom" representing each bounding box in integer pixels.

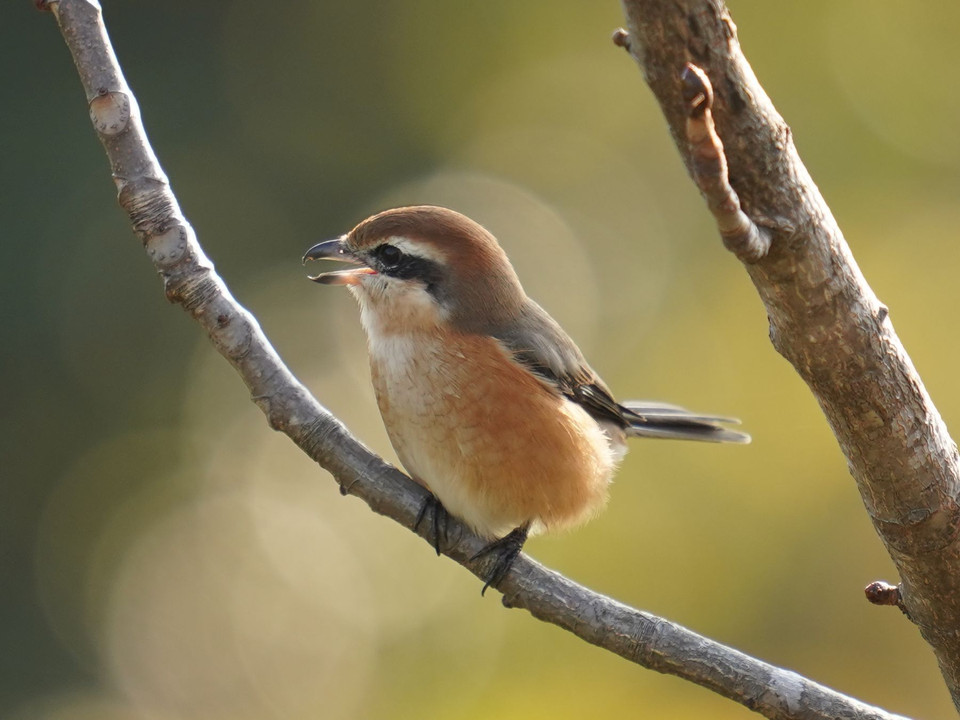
[{"left": 3, "top": 1, "right": 958, "bottom": 718}]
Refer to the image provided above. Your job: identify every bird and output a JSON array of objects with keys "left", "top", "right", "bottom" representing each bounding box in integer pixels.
[{"left": 303, "top": 205, "right": 748, "bottom": 592}]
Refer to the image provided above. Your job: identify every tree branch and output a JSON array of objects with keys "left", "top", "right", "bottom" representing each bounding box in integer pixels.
[
  {"left": 617, "top": 0, "right": 960, "bottom": 711},
  {"left": 39, "top": 0, "right": 917, "bottom": 718}
]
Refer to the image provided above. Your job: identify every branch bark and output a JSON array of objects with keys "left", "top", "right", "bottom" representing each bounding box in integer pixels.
[
  {"left": 38, "top": 0, "right": 931, "bottom": 718},
  {"left": 617, "top": 0, "right": 960, "bottom": 711}
]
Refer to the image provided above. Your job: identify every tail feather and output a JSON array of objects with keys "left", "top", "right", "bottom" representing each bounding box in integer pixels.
[{"left": 620, "top": 401, "right": 750, "bottom": 444}]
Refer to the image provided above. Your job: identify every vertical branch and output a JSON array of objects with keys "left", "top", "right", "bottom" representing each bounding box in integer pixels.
[{"left": 617, "top": 0, "right": 960, "bottom": 709}]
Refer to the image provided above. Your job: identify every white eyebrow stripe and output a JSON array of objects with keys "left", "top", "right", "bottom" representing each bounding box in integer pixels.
[{"left": 385, "top": 236, "right": 447, "bottom": 264}]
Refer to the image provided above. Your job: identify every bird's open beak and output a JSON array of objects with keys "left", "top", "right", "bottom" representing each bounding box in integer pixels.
[{"left": 302, "top": 238, "right": 377, "bottom": 285}]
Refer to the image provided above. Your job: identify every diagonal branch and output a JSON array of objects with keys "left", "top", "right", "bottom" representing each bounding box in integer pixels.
[
  {"left": 617, "top": 0, "right": 960, "bottom": 711},
  {"left": 39, "top": 0, "right": 913, "bottom": 718}
]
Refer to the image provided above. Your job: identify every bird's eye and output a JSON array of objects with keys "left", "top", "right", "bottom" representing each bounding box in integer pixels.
[{"left": 377, "top": 244, "right": 403, "bottom": 267}]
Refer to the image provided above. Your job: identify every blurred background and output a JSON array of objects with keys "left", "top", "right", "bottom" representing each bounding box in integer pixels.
[{"left": 3, "top": 1, "right": 959, "bottom": 718}]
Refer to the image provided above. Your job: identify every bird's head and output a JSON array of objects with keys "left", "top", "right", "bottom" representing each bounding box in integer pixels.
[{"left": 303, "top": 206, "right": 527, "bottom": 334}]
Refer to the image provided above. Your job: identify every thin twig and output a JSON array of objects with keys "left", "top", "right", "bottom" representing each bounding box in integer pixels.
[
  {"left": 40, "top": 1, "right": 910, "bottom": 718},
  {"left": 680, "top": 62, "right": 770, "bottom": 262}
]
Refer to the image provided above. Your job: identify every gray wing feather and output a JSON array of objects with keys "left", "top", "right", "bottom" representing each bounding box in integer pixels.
[
  {"left": 621, "top": 401, "right": 750, "bottom": 444},
  {"left": 493, "top": 300, "right": 750, "bottom": 444}
]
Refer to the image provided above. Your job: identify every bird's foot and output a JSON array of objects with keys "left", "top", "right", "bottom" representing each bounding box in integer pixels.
[
  {"left": 470, "top": 524, "right": 530, "bottom": 596},
  {"left": 415, "top": 494, "right": 451, "bottom": 556}
]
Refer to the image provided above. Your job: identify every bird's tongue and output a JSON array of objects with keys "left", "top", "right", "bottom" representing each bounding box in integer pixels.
[{"left": 309, "top": 267, "right": 377, "bottom": 285}]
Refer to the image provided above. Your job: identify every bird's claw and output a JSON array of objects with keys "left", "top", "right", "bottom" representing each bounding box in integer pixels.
[
  {"left": 415, "top": 494, "right": 451, "bottom": 556},
  {"left": 470, "top": 524, "right": 530, "bottom": 595}
]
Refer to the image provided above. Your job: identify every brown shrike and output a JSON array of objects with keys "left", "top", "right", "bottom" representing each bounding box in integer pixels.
[{"left": 304, "top": 205, "right": 748, "bottom": 592}]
